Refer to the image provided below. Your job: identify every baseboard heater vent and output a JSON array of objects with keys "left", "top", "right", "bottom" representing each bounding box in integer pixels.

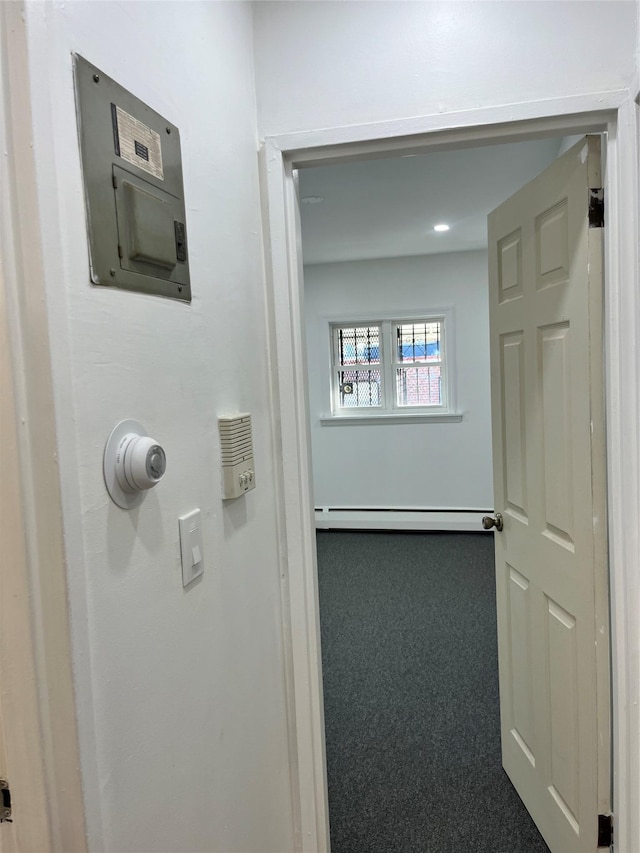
[{"left": 314, "top": 507, "right": 492, "bottom": 532}]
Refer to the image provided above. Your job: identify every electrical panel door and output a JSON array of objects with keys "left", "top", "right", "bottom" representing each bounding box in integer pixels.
[{"left": 73, "top": 55, "right": 191, "bottom": 301}]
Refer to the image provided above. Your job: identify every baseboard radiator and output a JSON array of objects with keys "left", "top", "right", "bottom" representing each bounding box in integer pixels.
[{"left": 314, "top": 507, "right": 492, "bottom": 532}]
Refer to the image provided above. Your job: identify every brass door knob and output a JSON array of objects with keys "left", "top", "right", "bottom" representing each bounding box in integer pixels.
[{"left": 482, "top": 513, "right": 503, "bottom": 532}]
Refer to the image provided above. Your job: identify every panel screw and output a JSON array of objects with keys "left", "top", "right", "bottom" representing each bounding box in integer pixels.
[
  {"left": 109, "top": 268, "right": 116, "bottom": 277},
  {"left": 166, "top": 127, "right": 171, "bottom": 134},
  {"left": 93, "top": 74, "right": 100, "bottom": 83}
]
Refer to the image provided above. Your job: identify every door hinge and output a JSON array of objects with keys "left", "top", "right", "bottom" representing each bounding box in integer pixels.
[
  {"left": 589, "top": 188, "right": 605, "bottom": 228},
  {"left": 0, "top": 778, "right": 12, "bottom": 823},
  {"left": 597, "top": 813, "right": 613, "bottom": 848}
]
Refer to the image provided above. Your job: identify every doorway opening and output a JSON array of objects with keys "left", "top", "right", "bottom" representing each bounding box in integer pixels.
[{"left": 295, "top": 136, "right": 576, "bottom": 850}]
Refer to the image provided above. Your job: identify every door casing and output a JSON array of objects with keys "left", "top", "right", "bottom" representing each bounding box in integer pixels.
[
  {"left": 0, "top": 3, "right": 87, "bottom": 849},
  {"left": 259, "top": 93, "right": 640, "bottom": 853}
]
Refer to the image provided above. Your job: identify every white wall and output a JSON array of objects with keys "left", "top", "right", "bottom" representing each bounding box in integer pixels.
[
  {"left": 253, "top": 0, "right": 638, "bottom": 137},
  {"left": 22, "top": 3, "right": 293, "bottom": 851},
  {"left": 304, "top": 251, "right": 493, "bottom": 510},
  {"left": 637, "top": 0, "right": 640, "bottom": 93}
]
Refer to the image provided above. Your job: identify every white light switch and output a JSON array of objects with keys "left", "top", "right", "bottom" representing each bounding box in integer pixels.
[{"left": 179, "top": 509, "right": 204, "bottom": 587}]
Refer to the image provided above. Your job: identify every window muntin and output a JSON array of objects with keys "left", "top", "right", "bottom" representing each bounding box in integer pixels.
[{"left": 331, "top": 317, "right": 448, "bottom": 415}]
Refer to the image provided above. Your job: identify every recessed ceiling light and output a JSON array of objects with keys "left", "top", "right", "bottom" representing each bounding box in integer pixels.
[
  {"left": 301, "top": 196, "right": 324, "bottom": 205},
  {"left": 433, "top": 223, "right": 450, "bottom": 232}
]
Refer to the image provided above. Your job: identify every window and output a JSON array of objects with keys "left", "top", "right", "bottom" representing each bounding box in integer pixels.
[{"left": 330, "top": 315, "right": 454, "bottom": 419}]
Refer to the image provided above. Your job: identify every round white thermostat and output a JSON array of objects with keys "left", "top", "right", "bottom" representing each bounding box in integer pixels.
[{"left": 104, "top": 420, "right": 167, "bottom": 509}]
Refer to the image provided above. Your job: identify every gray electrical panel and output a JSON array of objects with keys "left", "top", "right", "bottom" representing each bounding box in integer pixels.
[{"left": 73, "top": 55, "right": 190, "bottom": 301}]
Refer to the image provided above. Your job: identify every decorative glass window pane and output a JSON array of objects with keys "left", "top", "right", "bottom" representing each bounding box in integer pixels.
[
  {"left": 337, "top": 369, "right": 382, "bottom": 408},
  {"left": 396, "top": 365, "right": 442, "bottom": 407},
  {"left": 337, "top": 326, "right": 380, "bottom": 366},
  {"left": 396, "top": 321, "right": 441, "bottom": 363}
]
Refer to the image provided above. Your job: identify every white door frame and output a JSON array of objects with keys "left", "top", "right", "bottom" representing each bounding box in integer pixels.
[
  {"left": 0, "top": 3, "right": 87, "bottom": 849},
  {"left": 260, "top": 91, "right": 639, "bottom": 853}
]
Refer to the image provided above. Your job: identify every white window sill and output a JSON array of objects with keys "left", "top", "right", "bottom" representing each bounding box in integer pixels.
[{"left": 319, "top": 412, "right": 463, "bottom": 426}]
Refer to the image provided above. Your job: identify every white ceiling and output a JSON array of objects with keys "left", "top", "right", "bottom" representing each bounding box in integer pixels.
[{"left": 298, "top": 137, "right": 563, "bottom": 265}]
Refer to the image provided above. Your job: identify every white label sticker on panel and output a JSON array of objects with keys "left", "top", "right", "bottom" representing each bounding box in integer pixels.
[{"left": 113, "top": 104, "right": 164, "bottom": 180}]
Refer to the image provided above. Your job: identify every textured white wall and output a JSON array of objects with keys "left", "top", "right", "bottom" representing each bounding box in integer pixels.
[
  {"left": 304, "top": 251, "right": 493, "bottom": 510},
  {"left": 637, "top": 0, "right": 640, "bottom": 92},
  {"left": 253, "top": 0, "right": 638, "bottom": 137},
  {"left": 22, "top": 3, "right": 293, "bottom": 851}
]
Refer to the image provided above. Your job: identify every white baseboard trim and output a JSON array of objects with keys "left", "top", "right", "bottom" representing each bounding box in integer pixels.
[{"left": 314, "top": 508, "right": 492, "bottom": 532}]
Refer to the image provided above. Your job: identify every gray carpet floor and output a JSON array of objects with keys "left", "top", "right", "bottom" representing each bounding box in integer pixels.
[{"left": 316, "top": 530, "right": 550, "bottom": 853}]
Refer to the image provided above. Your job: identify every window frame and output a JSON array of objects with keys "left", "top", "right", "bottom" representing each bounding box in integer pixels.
[{"left": 327, "top": 309, "right": 458, "bottom": 422}]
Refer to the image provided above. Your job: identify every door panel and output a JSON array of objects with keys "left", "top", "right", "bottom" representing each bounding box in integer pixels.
[
  {"left": 488, "top": 136, "right": 610, "bottom": 853},
  {"left": 546, "top": 597, "right": 580, "bottom": 828},
  {"left": 536, "top": 200, "right": 569, "bottom": 287},
  {"left": 506, "top": 564, "right": 535, "bottom": 763},
  {"left": 501, "top": 332, "right": 528, "bottom": 519},
  {"left": 539, "top": 322, "right": 574, "bottom": 547}
]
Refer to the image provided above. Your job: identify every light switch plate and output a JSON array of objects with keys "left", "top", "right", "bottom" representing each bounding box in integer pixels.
[{"left": 179, "top": 509, "right": 204, "bottom": 587}]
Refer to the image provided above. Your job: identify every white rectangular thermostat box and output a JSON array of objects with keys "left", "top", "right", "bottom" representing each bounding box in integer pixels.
[
  {"left": 179, "top": 508, "right": 204, "bottom": 587},
  {"left": 218, "top": 413, "right": 255, "bottom": 500}
]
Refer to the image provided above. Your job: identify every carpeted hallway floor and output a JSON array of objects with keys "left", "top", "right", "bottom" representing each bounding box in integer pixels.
[{"left": 316, "top": 530, "right": 550, "bottom": 853}]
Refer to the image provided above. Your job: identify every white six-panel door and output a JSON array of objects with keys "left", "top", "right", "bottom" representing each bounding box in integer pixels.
[{"left": 487, "top": 136, "right": 610, "bottom": 853}]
